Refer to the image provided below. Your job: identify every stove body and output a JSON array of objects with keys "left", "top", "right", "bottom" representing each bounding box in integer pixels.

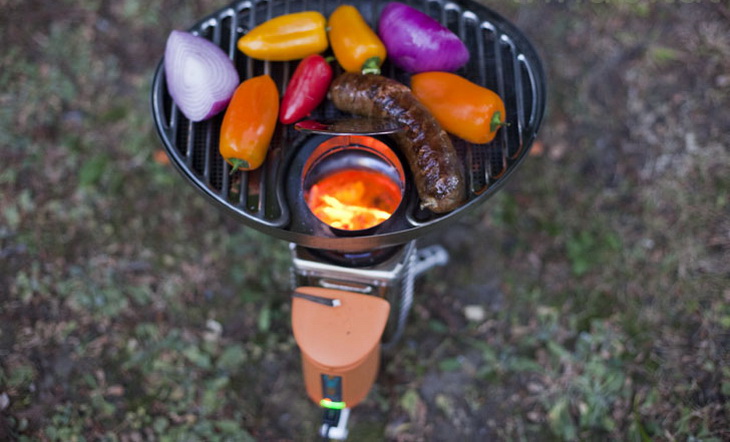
[
  {"left": 290, "top": 241, "right": 448, "bottom": 438},
  {"left": 290, "top": 241, "right": 449, "bottom": 346}
]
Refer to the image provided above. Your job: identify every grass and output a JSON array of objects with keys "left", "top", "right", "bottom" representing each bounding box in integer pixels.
[{"left": 1, "top": 0, "right": 728, "bottom": 440}]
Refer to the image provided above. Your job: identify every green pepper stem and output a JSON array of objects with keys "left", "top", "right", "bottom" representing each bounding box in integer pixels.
[
  {"left": 490, "top": 111, "right": 509, "bottom": 133},
  {"left": 228, "top": 158, "right": 250, "bottom": 175},
  {"left": 361, "top": 56, "right": 381, "bottom": 75}
]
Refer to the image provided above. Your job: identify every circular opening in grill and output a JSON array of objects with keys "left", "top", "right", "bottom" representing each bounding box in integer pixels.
[{"left": 302, "top": 135, "right": 405, "bottom": 233}]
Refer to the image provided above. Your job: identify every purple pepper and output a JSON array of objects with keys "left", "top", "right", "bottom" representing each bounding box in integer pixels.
[{"left": 378, "top": 2, "right": 470, "bottom": 73}]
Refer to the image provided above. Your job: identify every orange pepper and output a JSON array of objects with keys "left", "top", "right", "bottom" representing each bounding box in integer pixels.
[
  {"left": 328, "top": 5, "right": 386, "bottom": 73},
  {"left": 410, "top": 72, "right": 507, "bottom": 144},
  {"left": 219, "top": 75, "right": 279, "bottom": 172}
]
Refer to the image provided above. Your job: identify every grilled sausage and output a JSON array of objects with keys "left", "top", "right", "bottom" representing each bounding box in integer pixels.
[{"left": 329, "top": 72, "right": 466, "bottom": 213}]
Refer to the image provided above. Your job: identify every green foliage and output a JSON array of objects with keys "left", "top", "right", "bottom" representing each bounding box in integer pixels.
[
  {"left": 78, "top": 154, "right": 112, "bottom": 188},
  {"left": 44, "top": 404, "right": 87, "bottom": 441},
  {"left": 105, "top": 324, "right": 258, "bottom": 439},
  {"left": 543, "top": 322, "right": 630, "bottom": 439},
  {"left": 224, "top": 229, "right": 290, "bottom": 302},
  {"left": 438, "top": 357, "right": 463, "bottom": 372},
  {"left": 482, "top": 301, "right": 640, "bottom": 440},
  {"left": 566, "top": 229, "right": 621, "bottom": 277},
  {"left": 399, "top": 389, "right": 423, "bottom": 422}
]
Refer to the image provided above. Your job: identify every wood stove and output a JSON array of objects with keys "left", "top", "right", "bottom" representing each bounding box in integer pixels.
[{"left": 151, "top": 0, "right": 546, "bottom": 438}]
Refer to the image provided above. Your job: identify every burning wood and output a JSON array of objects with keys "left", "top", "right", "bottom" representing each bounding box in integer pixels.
[{"left": 306, "top": 169, "right": 402, "bottom": 230}]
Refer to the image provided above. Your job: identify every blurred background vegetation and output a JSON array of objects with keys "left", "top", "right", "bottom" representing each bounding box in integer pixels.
[{"left": 1, "top": 0, "right": 728, "bottom": 440}]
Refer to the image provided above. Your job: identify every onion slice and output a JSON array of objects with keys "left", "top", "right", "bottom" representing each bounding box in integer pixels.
[
  {"left": 378, "top": 2, "right": 469, "bottom": 73},
  {"left": 164, "top": 30, "right": 240, "bottom": 122}
]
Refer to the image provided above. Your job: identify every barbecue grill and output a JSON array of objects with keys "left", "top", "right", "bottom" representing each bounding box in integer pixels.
[
  {"left": 151, "top": 0, "right": 546, "bottom": 253},
  {"left": 151, "top": 0, "right": 546, "bottom": 438}
]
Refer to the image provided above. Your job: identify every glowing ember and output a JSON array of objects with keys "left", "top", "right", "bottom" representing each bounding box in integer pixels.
[{"left": 306, "top": 169, "right": 403, "bottom": 230}]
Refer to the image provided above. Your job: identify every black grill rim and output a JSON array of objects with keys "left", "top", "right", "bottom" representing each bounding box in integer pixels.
[{"left": 151, "top": 0, "right": 547, "bottom": 251}]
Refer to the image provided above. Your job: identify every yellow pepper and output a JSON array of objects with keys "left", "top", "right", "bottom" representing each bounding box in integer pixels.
[
  {"left": 328, "top": 5, "right": 386, "bottom": 73},
  {"left": 237, "top": 11, "right": 328, "bottom": 61}
]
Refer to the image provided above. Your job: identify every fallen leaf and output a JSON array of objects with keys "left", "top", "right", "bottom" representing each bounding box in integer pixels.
[
  {"left": 530, "top": 140, "right": 544, "bottom": 156},
  {"left": 153, "top": 149, "right": 170, "bottom": 165}
]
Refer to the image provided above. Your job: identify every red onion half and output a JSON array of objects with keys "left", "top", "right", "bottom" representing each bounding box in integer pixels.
[
  {"left": 164, "top": 30, "right": 240, "bottom": 122},
  {"left": 378, "top": 2, "right": 469, "bottom": 73}
]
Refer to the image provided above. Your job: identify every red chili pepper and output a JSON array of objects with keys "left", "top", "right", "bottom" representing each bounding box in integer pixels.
[{"left": 279, "top": 54, "right": 333, "bottom": 124}]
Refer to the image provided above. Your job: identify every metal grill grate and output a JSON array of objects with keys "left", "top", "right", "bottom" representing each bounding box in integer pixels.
[{"left": 152, "top": 0, "right": 546, "bottom": 250}]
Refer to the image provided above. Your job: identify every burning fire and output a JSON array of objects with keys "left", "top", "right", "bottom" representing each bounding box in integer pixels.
[{"left": 306, "top": 169, "right": 403, "bottom": 231}]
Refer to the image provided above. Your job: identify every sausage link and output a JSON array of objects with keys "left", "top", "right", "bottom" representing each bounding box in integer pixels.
[{"left": 329, "top": 72, "right": 465, "bottom": 213}]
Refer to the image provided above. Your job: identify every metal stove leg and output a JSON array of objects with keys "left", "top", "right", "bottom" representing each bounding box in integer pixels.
[
  {"left": 413, "top": 244, "right": 450, "bottom": 277},
  {"left": 382, "top": 244, "right": 449, "bottom": 350}
]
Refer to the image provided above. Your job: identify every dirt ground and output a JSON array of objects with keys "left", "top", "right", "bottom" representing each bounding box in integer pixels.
[{"left": 1, "top": 0, "right": 728, "bottom": 441}]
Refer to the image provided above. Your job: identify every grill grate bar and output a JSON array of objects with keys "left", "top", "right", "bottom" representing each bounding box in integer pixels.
[
  {"left": 492, "top": 29, "right": 509, "bottom": 181},
  {"left": 461, "top": 13, "right": 485, "bottom": 194},
  {"left": 184, "top": 121, "right": 194, "bottom": 170},
  {"left": 501, "top": 35, "right": 523, "bottom": 160}
]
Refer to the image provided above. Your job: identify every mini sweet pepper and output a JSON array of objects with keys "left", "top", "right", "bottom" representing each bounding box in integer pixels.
[
  {"left": 411, "top": 72, "right": 507, "bottom": 144},
  {"left": 328, "top": 5, "right": 386, "bottom": 73},
  {"left": 219, "top": 75, "right": 280, "bottom": 172},
  {"left": 237, "top": 11, "right": 328, "bottom": 61},
  {"left": 279, "top": 54, "right": 333, "bottom": 124}
]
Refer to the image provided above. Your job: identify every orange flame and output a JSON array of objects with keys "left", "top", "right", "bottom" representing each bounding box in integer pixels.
[{"left": 306, "top": 169, "right": 403, "bottom": 231}]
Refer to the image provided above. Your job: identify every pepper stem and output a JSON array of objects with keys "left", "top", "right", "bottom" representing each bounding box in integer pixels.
[
  {"left": 228, "top": 158, "right": 250, "bottom": 175},
  {"left": 490, "top": 111, "right": 509, "bottom": 133},
  {"left": 361, "top": 56, "right": 381, "bottom": 75}
]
